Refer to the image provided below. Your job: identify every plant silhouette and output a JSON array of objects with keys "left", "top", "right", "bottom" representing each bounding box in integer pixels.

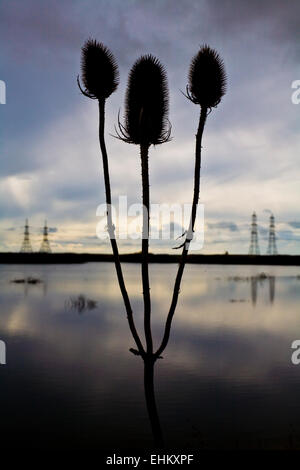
[
  {"left": 78, "top": 41, "right": 226, "bottom": 448},
  {"left": 78, "top": 39, "right": 144, "bottom": 356},
  {"left": 116, "top": 55, "right": 171, "bottom": 447},
  {"left": 155, "top": 45, "right": 226, "bottom": 359},
  {"left": 117, "top": 55, "right": 171, "bottom": 355}
]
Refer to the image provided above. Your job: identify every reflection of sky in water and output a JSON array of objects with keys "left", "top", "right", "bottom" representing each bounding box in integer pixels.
[{"left": 0, "top": 263, "right": 300, "bottom": 449}]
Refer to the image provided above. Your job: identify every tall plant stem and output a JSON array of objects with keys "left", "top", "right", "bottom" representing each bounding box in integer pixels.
[
  {"left": 155, "top": 106, "right": 208, "bottom": 359},
  {"left": 144, "top": 357, "right": 164, "bottom": 447},
  {"left": 98, "top": 99, "right": 145, "bottom": 357},
  {"left": 141, "top": 143, "right": 153, "bottom": 354}
]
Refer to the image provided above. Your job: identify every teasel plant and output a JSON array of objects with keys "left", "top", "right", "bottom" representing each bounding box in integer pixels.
[
  {"left": 116, "top": 55, "right": 171, "bottom": 357},
  {"left": 116, "top": 56, "right": 171, "bottom": 448},
  {"left": 77, "top": 39, "right": 145, "bottom": 358},
  {"left": 155, "top": 45, "right": 227, "bottom": 359}
]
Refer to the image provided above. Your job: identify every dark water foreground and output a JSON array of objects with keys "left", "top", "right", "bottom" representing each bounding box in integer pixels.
[{"left": 0, "top": 263, "right": 300, "bottom": 451}]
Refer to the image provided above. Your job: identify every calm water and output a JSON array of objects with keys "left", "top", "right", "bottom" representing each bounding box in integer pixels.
[{"left": 0, "top": 262, "right": 300, "bottom": 450}]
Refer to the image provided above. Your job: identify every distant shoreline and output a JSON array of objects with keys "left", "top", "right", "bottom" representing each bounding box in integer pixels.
[{"left": 0, "top": 252, "right": 300, "bottom": 266}]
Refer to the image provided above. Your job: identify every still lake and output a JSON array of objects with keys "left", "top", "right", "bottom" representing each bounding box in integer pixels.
[{"left": 0, "top": 262, "right": 300, "bottom": 450}]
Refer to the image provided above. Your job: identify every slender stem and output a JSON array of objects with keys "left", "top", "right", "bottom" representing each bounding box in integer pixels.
[
  {"left": 141, "top": 143, "right": 153, "bottom": 354},
  {"left": 98, "top": 99, "right": 145, "bottom": 357},
  {"left": 144, "top": 357, "right": 164, "bottom": 447},
  {"left": 155, "top": 106, "right": 208, "bottom": 358}
]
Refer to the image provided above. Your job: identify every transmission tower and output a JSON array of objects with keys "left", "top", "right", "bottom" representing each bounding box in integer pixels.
[
  {"left": 249, "top": 212, "right": 260, "bottom": 255},
  {"left": 20, "top": 219, "right": 33, "bottom": 253},
  {"left": 39, "top": 220, "right": 51, "bottom": 253},
  {"left": 267, "top": 214, "right": 278, "bottom": 255}
]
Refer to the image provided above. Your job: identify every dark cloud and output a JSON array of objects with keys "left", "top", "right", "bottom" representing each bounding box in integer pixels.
[
  {"left": 1, "top": 0, "right": 300, "bottom": 253},
  {"left": 277, "top": 229, "right": 299, "bottom": 241},
  {"left": 289, "top": 221, "right": 300, "bottom": 229},
  {"left": 207, "top": 221, "right": 239, "bottom": 232},
  {"left": 206, "top": 0, "right": 300, "bottom": 45}
]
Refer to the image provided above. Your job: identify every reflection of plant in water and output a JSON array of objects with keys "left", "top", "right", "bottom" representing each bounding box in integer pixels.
[{"left": 78, "top": 41, "right": 226, "bottom": 448}]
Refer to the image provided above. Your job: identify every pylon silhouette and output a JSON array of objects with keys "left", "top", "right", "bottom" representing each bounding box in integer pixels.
[
  {"left": 39, "top": 220, "right": 51, "bottom": 253},
  {"left": 267, "top": 214, "right": 278, "bottom": 255},
  {"left": 249, "top": 212, "right": 260, "bottom": 255},
  {"left": 20, "top": 219, "right": 33, "bottom": 253}
]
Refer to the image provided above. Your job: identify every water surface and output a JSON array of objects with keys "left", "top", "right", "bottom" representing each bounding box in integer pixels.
[{"left": 0, "top": 262, "right": 300, "bottom": 449}]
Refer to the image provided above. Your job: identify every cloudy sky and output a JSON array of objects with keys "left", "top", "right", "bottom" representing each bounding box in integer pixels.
[{"left": 0, "top": 0, "right": 300, "bottom": 254}]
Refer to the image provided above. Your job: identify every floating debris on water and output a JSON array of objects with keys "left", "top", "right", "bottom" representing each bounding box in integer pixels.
[
  {"left": 10, "top": 277, "right": 43, "bottom": 285},
  {"left": 228, "top": 272, "right": 271, "bottom": 282},
  {"left": 65, "top": 295, "right": 98, "bottom": 313}
]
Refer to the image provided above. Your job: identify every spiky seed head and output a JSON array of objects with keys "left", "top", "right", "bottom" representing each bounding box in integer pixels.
[
  {"left": 117, "top": 54, "right": 171, "bottom": 146},
  {"left": 78, "top": 39, "right": 119, "bottom": 100},
  {"left": 187, "top": 45, "right": 226, "bottom": 108}
]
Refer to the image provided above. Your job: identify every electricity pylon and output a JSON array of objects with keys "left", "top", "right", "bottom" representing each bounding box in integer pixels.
[
  {"left": 267, "top": 214, "right": 278, "bottom": 255},
  {"left": 249, "top": 212, "right": 260, "bottom": 255},
  {"left": 39, "top": 220, "right": 51, "bottom": 253},
  {"left": 20, "top": 219, "right": 33, "bottom": 253}
]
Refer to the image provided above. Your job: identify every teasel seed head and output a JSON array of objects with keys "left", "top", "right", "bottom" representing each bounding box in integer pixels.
[
  {"left": 187, "top": 45, "right": 226, "bottom": 108},
  {"left": 117, "top": 54, "right": 171, "bottom": 146},
  {"left": 77, "top": 39, "right": 119, "bottom": 100}
]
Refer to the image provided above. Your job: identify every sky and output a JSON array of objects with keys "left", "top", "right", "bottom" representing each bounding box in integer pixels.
[{"left": 0, "top": 0, "right": 300, "bottom": 254}]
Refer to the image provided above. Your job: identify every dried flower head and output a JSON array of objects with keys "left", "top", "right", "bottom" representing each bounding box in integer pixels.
[
  {"left": 117, "top": 54, "right": 171, "bottom": 146},
  {"left": 78, "top": 39, "right": 119, "bottom": 100},
  {"left": 187, "top": 45, "right": 226, "bottom": 108}
]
